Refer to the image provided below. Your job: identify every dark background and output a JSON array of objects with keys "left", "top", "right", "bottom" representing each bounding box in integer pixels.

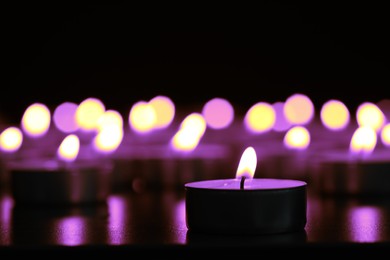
[{"left": 1, "top": 2, "right": 389, "bottom": 123}]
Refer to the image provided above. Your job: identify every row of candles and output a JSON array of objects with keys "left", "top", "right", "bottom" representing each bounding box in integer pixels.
[{"left": 0, "top": 93, "right": 390, "bottom": 204}]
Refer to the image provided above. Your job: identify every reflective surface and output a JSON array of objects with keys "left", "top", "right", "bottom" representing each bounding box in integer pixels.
[{"left": 1, "top": 185, "right": 390, "bottom": 256}]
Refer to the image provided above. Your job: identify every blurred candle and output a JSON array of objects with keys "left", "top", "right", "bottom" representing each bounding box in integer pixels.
[
  {"left": 9, "top": 134, "right": 111, "bottom": 205},
  {"left": 314, "top": 125, "right": 390, "bottom": 196}
]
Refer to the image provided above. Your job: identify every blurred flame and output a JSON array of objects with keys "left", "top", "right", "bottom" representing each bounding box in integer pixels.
[
  {"left": 356, "top": 102, "right": 385, "bottom": 132},
  {"left": 53, "top": 102, "right": 79, "bottom": 133},
  {"left": 93, "top": 125, "right": 124, "bottom": 154},
  {"left": 284, "top": 93, "right": 314, "bottom": 125},
  {"left": 350, "top": 126, "right": 377, "bottom": 155},
  {"left": 320, "top": 99, "right": 350, "bottom": 131},
  {"left": 0, "top": 127, "right": 23, "bottom": 153},
  {"left": 57, "top": 134, "right": 80, "bottom": 162},
  {"left": 97, "top": 109, "right": 123, "bottom": 131},
  {"left": 381, "top": 123, "right": 390, "bottom": 147},
  {"left": 283, "top": 126, "right": 311, "bottom": 150},
  {"left": 171, "top": 113, "right": 206, "bottom": 152},
  {"left": 244, "top": 102, "right": 276, "bottom": 133},
  {"left": 75, "top": 97, "right": 106, "bottom": 132},
  {"left": 149, "top": 95, "right": 175, "bottom": 129},
  {"left": 128, "top": 101, "right": 157, "bottom": 134},
  {"left": 202, "top": 97, "right": 234, "bottom": 129},
  {"left": 236, "top": 146, "right": 257, "bottom": 179},
  {"left": 21, "top": 103, "right": 51, "bottom": 138}
]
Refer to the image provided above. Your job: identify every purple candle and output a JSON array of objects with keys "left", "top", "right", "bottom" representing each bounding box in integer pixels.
[{"left": 185, "top": 146, "right": 307, "bottom": 235}]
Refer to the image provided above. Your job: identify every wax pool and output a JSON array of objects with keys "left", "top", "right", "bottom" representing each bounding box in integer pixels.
[{"left": 185, "top": 178, "right": 307, "bottom": 235}]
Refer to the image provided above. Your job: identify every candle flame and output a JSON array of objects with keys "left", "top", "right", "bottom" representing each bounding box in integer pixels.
[
  {"left": 244, "top": 102, "right": 276, "bottom": 134},
  {"left": 171, "top": 113, "right": 206, "bottom": 152},
  {"left": 236, "top": 146, "right": 257, "bottom": 179},
  {"left": 128, "top": 101, "right": 157, "bottom": 134},
  {"left": 93, "top": 125, "right": 124, "bottom": 154},
  {"left": 350, "top": 126, "right": 377, "bottom": 155},
  {"left": 149, "top": 95, "right": 175, "bottom": 129},
  {"left": 320, "top": 99, "right": 350, "bottom": 131},
  {"left": 381, "top": 123, "right": 390, "bottom": 147},
  {"left": 97, "top": 109, "right": 123, "bottom": 131},
  {"left": 75, "top": 97, "right": 106, "bottom": 132},
  {"left": 21, "top": 103, "right": 51, "bottom": 138},
  {"left": 283, "top": 126, "right": 311, "bottom": 150},
  {"left": 356, "top": 102, "right": 385, "bottom": 132},
  {"left": 0, "top": 126, "right": 23, "bottom": 153},
  {"left": 57, "top": 134, "right": 80, "bottom": 162},
  {"left": 284, "top": 93, "right": 315, "bottom": 125}
]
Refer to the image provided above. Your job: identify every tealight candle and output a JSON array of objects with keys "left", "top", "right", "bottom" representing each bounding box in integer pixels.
[
  {"left": 9, "top": 134, "right": 112, "bottom": 205},
  {"left": 312, "top": 126, "right": 390, "bottom": 196},
  {"left": 185, "top": 146, "right": 307, "bottom": 235}
]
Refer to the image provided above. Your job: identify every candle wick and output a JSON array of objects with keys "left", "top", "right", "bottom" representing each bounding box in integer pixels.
[{"left": 240, "top": 176, "right": 246, "bottom": 190}]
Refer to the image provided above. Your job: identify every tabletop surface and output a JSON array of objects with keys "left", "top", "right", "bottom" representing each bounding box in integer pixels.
[{"left": 1, "top": 183, "right": 390, "bottom": 257}]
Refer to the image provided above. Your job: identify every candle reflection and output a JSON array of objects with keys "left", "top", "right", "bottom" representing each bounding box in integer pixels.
[
  {"left": 56, "top": 216, "right": 86, "bottom": 246},
  {"left": 348, "top": 206, "right": 383, "bottom": 243},
  {"left": 0, "top": 195, "right": 13, "bottom": 245},
  {"left": 107, "top": 195, "right": 131, "bottom": 245}
]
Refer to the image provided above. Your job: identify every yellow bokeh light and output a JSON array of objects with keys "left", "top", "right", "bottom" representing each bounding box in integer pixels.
[
  {"left": 21, "top": 103, "right": 51, "bottom": 138},
  {"left": 57, "top": 134, "right": 80, "bottom": 162},
  {"left": 97, "top": 109, "right": 123, "bottom": 132},
  {"left": 356, "top": 102, "right": 385, "bottom": 132},
  {"left": 75, "top": 97, "right": 106, "bottom": 132},
  {"left": 236, "top": 146, "right": 257, "bottom": 179},
  {"left": 284, "top": 93, "right": 314, "bottom": 125},
  {"left": 171, "top": 128, "right": 202, "bottom": 152},
  {"left": 380, "top": 123, "right": 390, "bottom": 147},
  {"left": 283, "top": 126, "right": 311, "bottom": 150},
  {"left": 350, "top": 126, "right": 377, "bottom": 155},
  {"left": 171, "top": 113, "right": 207, "bottom": 152},
  {"left": 149, "top": 95, "right": 175, "bottom": 129},
  {"left": 320, "top": 99, "right": 350, "bottom": 131},
  {"left": 244, "top": 102, "right": 276, "bottom": 133},
  {"left": 93, "top": 125, "right": 124, "bottom": 154},
  {"left": 179, "top": 113, "right": 207, "bottom": 136},
  {"left": 128, "top": 101, "right": 157, "bottom": 134},
  {"left": 0, "top": 126, "right": 23, "bottom": 153}
]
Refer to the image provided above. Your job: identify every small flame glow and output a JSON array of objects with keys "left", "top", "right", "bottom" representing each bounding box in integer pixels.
[
  {"left": 75, "top": 97, "right": 106, "bottom": 132},
  {"left": 97, "top": 109, "right": 123, "bottom": 131},
  {"left": 236, "top": 146, "right": 257, "bottom": 179},
  {"left": 149, "top": 95, "right": 175, "bottom": 129},
  {"left": 93, "top": 125, "right": 124, "bottom": 154},
  {"left": 244, "top": 102, "right": 276, "bottom": 133},
  {"left": 171, "top": 128, "right": 202, "bottom": 152},
  {"left": 21, "top": 103, "right": 51, "bottom": 138},
  {"left": 320, "top": 99, "right": 350, "bottom": 131},
  {"left": 128, "top": 101, "right": 157, "bottom": 134},
  {"left": 0, "top": 127, "right": 23, "bottom": 153},
  {"left": 381, "top": 123, "right": 390, "bottom": 147},
  {"left": 202, "top": 97, "right": 234, "bottom": 129},
  {"left": 356, "top": 102, "right": 385, "bottom": 132},
  {"left": 171, "top": 113, "right": 206, "bottom": 152},
  {"left": 53, "top": 102, "right": 79, "bottom": 133},
  {"left": 350, "top": 126, "right": 377, "bottom": 155},
  {"left": 57, "top": 134, "right": 80, "bottom": 162},
  {"left": 284, "top": 93, "right": 314, "bottom": 125},
  {"left": 283, "top": 126, "right": 311, "bottom": 150}
]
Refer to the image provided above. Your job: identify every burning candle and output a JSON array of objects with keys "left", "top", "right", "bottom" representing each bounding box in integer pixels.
[
  {"left": 9, "top": 134, "right": 111, "bottom": 205},
  {"left": 313, "top": 125, "right": 390, "bottom": 196},
  {"left": 312, "top": 102, "right": 390, "bottom": 196},
  {"left": 185, "top": 146, "right": 307, "bottom": 235}
]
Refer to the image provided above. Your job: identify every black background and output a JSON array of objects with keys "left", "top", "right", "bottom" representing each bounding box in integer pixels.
[{"left": 1, "top": 2, "right": 389, "bottom": 123}]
